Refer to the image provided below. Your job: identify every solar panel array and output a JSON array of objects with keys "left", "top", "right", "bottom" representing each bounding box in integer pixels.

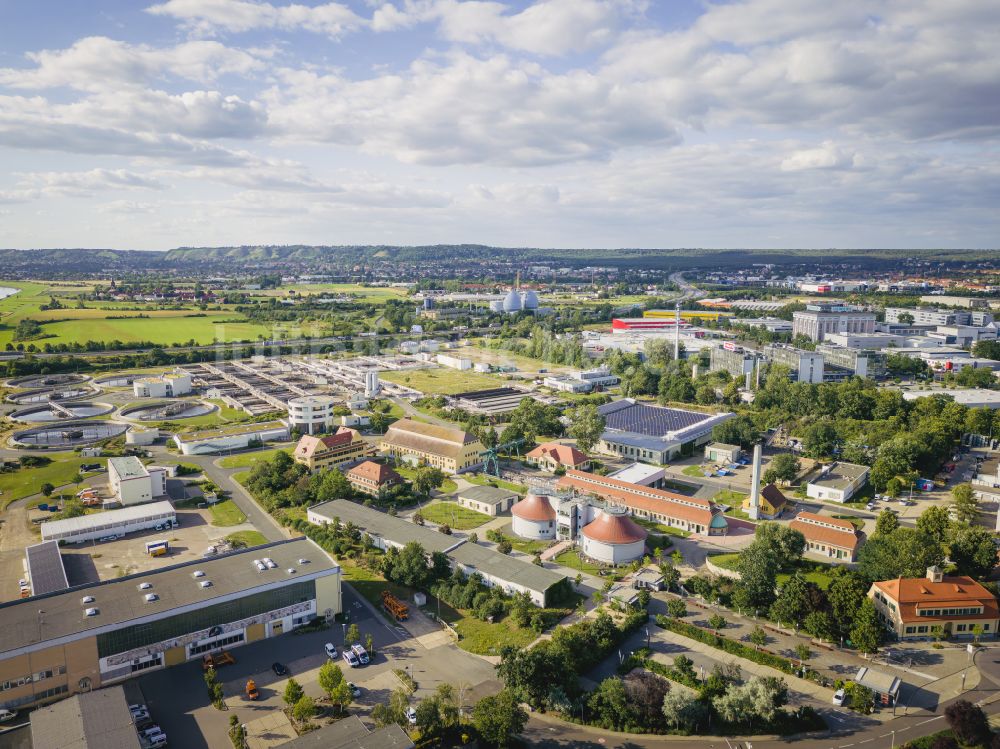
[{"left": 599, "top": 401, "right": 709, "bottom": 436}]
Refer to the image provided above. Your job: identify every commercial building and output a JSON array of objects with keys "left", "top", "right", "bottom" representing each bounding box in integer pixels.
[
  {"left": 792, "top": 303, "right": 876, "bottom": 342},
  {"left": 29, "top": 685, "right": 141, "bottom": 749},
  {"left": 824, "top": 332, "right": 907, "bottom": 350},
  {"left": 919, "top": 295, "right": 990, "bottom": 309},
  {"left": 710, "top": 343, "right": 765, "bottom": 378},
  {"left": 816, "top": 344, "right": 888, "bottom": 379},
  {"left": 287, "top": 395, "right": 339, "bottom": 435},
  {"left": 595, "top": 399, "right": 734, "bottom": 464},
  {"left": 557, "top": 469, "right": 728, "bottom": 536},
  {"left": 24, "top": 541, "right": 70, "bottom": 597},
  {"left": 41, "top": 500, "right": 176, "bottom": 544},
  {"left": 869, "top": 566, "right": 999, "bottom": 640},
  {"left": 345, "top": 460, "right": 403, "bottom": 496},
  {"left": 378, "top": 419, "right": 484, "bottom": 474},
  {"left": 525, "top": 442, "right": 591, "bottom": 472},
  {"left": 0, "top": 538, "right": 341, "bottom": 712},
  {"left": 131, "top": 371, "right": 192, "bottom": 398},
  {"left": 293, "top": 428, "right": 372, "bottom": 472},
  {"left": 543, "top": 366, "right": 621, "bottom": 393},
  {"left": 173, "top": 420, "right": 290, "bottom": 455},
  {"left": 510, "top": 492, "right": 558, "bottom": 540},
  {"left": 806, "top": 462, "right": 870, "bottom": 503},
  {"left": 107, "top": 456, "right": 166, "bottom": 507},
  {"left": 763, "top": 344, "right": 824, "bottom": 383},
  {"left": 580, "top": 506, "right": 648, "bottom": 564},
  {"left": 789, "top": 511, "right": 860, "bottom": 561},
  {"left": 456, "top": 485, "right": 518, "bottom": 516},
  {"left": 885, "top": 307, "right": 986, "bottom": 327},
  {"left": 447, "top": 542, "right": 567, "bottom": 607}
]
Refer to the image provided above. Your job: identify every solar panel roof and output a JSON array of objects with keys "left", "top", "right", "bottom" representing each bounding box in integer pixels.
[{"left": 598, "top": 400, "right": 711, "bottom": 437}]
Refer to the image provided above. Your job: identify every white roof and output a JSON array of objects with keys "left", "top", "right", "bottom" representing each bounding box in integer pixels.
[
  {"left": 901, "top": 388, "right": 1000, "bottom": 407},
  {"left": 607, "top": 462, "right": 665, "bottom": 485},
  {"left": 108, "top": 456, "right": 148, "bottom": 479},
  {"left": 41, "top": 500, "right": 175, "bottom": 540}
]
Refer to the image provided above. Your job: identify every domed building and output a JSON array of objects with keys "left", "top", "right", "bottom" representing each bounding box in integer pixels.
[
  {"left": 502, "top": 288, "right": 523, "bottom": 313},
  {"left": 521, "top": 289, "right": 539, "bottom": 310},
  {"left": 510, "top": 492, "right": 557, "bottom": 540},
  {"left": 580, "top": 506, "right": 647, "bottom": 564}
]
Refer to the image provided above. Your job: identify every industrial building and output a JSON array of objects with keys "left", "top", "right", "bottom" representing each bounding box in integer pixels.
[
  {"left": 447, "top": 542, "right": 567, "bottom": 607},
  {"left": 704, "top": 442, "right": 741, "bottom": 464},
  {"left": 131, "top": 371, "right": 192, "bottom": 398},
  {"left": 378, "top": 419, "right": 484, "bottom": 474},
  {"left": 286, "top": 394, "right": 339, "bottom": 434},
  {"left": 510, "top": 492, "right": 558, "bottom": 540},
  {"left": 595, "top": 399, "right": 734, "bottom": 463},
  {"left": 24, "top": 541, "right": 70, "bottom": 597},
  {"left": 456, "top": 485, "right": 518, "bottom": 516},
  {"left": 806, "top": 461, "right": 870, "bottom": 503},
  {"left": 451, "top": 387, "right": 536, "bottom": 416},
  {"left": 0, "top": 538, "right": 341, "bottom": 712},
  {"left": 29, "top": 685, "right": 140, "bottom": 749},
  {"left": 743, "top": 484, "right": 788, "bottom": 520},
  {"left": 789, "top": 511, "right": 860, "bottom": 561},
  {"left": 869, "top": 566, "right": 998, "bottom": 640},
  {"left": 292, "top": 428, "right": 372, "bottom": 472},
  {"left": 735, "top": 317, "right": 793, "bottom": 333},
  {"left": 919, "top": 295, "right": 990, "bottom": 309},
  {"left": 543, "top": 366, "right": 619, "bottom": 393},
  {"left": 580, "top": 506, "right": 648, "bottom": 564},
  {"left": 172, "top": 420, "right": 290, "bottom": 455},
  {"left": 278, "top": 714, "right": 413, "bottom": 749},
  {"left": 607, "top": 462, "right": 666, "bottom": 488},
  {"left": 308, "top": 499, "right": 464, "bottom": 554},
  {"left": 40, "top": 500, "right": 176, "bottom": 544},
  {"left": 903, "top": 388, "right": 1000, "bottom": 409},
  {"left": 792, "top": 303, "right": 876, "bottom": 342},
  {"left": 107, "top": 456, "right": 166, "bottom": 506}
]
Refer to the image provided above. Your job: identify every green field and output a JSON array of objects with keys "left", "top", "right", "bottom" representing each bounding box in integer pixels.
[
  {"left": 464, "top": 473, "right": 527, "bottom": 493},
  {"left": 380, "top": 368, "right": 507, "bottom": 396},
  {"left": 217, "top": 447, "right": 294, "bottom": 469},
  {"left": 553, "top": 548, "right": 605, "bottom": 575},
  {"left": 226, "top": 530, "right": 268, "bottom": 548},
  {"left": 273, "top": 283, "right": 411, "bottom": 304},
  {"left": 708, "top": 553, "right": 834, "bottom": 590},
  {"left": 418, "top": 501, "right": 490, "bottom": 530},
  {"left": 0, "top": 454, "right": 105, "bottom": 510},
  {"left": 682, "top": 465, "right": 710, "bottom": 477},
  {"left": 632, "top": 516, "right": 691, "bottom": 537},
  {"left": 209, "top": 499, "right": 247, "bottom": 527}
]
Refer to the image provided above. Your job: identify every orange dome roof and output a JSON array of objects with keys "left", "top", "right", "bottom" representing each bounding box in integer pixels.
[
  {"left": 511, "top": 492, "right": 556, "bottom": 522},
  {"left": 581, "top": 508, "right": 647, "bottom": 545}
]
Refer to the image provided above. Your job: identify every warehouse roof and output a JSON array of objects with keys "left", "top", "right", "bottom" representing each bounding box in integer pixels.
[
  {"left": 380, "top": 418, "right": 480, "bottom": 460},
  {"left": 40, "top": 500, "right": 176, "bottom": 541},
  {"left": 0, "top": 537, "right": 337, "bottom": 657},
  {"left": 30, "top": 685, "right": 140, "bottom": 749},
  {"left": 174, "top": 420, "right": 288, "bottom": 442},
  {"left": 25, "top": 540, "right": 69, "bottom": 596},
  {"left": 457, "top": 484, "right": 519, "bottom": 506},
  {"left": 309, "top": 499, "right": 464, "bottom": 554},
  {"left": 809, "top": 462, "right": 870, "bottom": 490},
  {"left": 598, "top": 399, "right": 717, "bottom": 437},
  {"left": 448, "top": 543, "right": 567, "bottom": 594}
]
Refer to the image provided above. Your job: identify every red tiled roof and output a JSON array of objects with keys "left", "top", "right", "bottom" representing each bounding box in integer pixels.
[
  {"left": 794, "top": 511, "right": 856, "bottom": 533},
  {"left": 789, "top": 514, "right": 859, "bottom": 552},
  {"left": 582, "top": 509, "right": 647, "bottom": 544},
  {"left": 511, "top": 493, "right": 556, "bottom": 522},
  {"left": 346, "top": 460, "right": 402, "bottom": 485},
  {"left": 526, "top": 442, "right": 588, "bottom": 466},
  {"left": 873, "top": 575, "right": 999, "bottom": 624},
  {"left": 295, "top": 427, "right": 360, "bottom": 457},
  {"left": 557, "top": 470, "right": 715, "bottom": 526}
]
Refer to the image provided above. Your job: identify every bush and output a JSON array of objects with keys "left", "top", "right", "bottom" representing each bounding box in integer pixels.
[{"left": 655, "top": 615, "right": 795, "bottom": 674}]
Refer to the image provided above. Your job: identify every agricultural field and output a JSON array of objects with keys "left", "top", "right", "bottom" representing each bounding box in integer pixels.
[
  {"left": 265, "top": 283, "right": 411, "bottom": 304},
  {"left": 379, "top": 367, "right": 507, "bottom": 395}
]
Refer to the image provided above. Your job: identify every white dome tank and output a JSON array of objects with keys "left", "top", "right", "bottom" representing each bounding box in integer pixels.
[
  {"left": 503, "top": 289, "right": 523, "bottom": 313},
  {"left": 521, "top": 290, "right": 539, "bottom": 309}
]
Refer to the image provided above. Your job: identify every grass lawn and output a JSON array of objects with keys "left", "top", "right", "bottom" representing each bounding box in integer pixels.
[
  {"left": 708, "top": 553, "right": 834, "bottom": 589},
  {"left": 0, "top": 454, "right": 106, "bottom": 510},
  {"left": 418, "top": 501, "right": 491, "bottom": 530},
  {"left": 217, "top": 447, "right": 293, "bottom": 469},
  {"left": 464, "top": 473, "right": 527, "bottom": 493},
  {"left": 209, "top": 499, "right": 247, "bottom": 527},
  {"left": 225, "top": 530, "right": 268, "bottom": 548},
  {"left": 553, "top": 548, "right": 606, "bottom": 575},
  {"left": 450, "top": 614, "right": 538, "bottom": 655},
  {"left": 395, "top": 465, "right": 458, "bottom": 494},
  {"left": 714, "top": 489, "right": 747, "bottom": 505},
  {"left": 231, "top": 470, "right": 250, "bottom": 486},
  {"left": 205, "top": 399, "right": 257, "bottom": 422},
  {"left": 707, "top": 552, "right": 741, "bottom": 571},
  {"left": 832, "top": 514, "right": 865, "bottom": 530},
  {"left": 379, "top": 368, "right": 508, "bottom": 396},
  {"left": 682, "top": 465, "right": 709, "bottom": 478},
  {"left": 632, "top": 516, "right": 691, "bottom": 537},
  {"left": 508, "top": 536, "right": 552, "bottom": 555}
]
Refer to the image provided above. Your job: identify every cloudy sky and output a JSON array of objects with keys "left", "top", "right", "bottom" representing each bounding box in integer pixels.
[{"left": 0, "top": 0, "right": 998, "bottom": 251}]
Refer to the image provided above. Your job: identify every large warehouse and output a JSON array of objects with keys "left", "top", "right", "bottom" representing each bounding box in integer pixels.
[
  {"left": 595, "top": 399, "right": 734, "bottom": 463},
  {"left": 40, "top": 501, "right": 176, "bottom": 544},
  {"left": 0, "top": 538, "right": 341, "bottom": 712},
  {"left": 173, "top": 420, "right": 290, "bottom": 455}
]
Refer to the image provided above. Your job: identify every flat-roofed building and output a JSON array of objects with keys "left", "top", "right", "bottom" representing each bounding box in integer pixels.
[
  {"left": 293, "top": 428, "right": 373, "bottom": 472},
  {"left": 173, "top": 420, "right": 289, "bottom": 455},
  {"left": 278, "top": 714, "right": 413, "bottom": 749},
  {"left": 378, "top": 419, "right": 484, "bottom": 474},
  {"left": 607, "top": 462, "right": 666, "bottom": 488},
  {"left": 869, "top": 566, "right": 999, "bottom": 640},
  {"left": 595, "top": 399, "right": 734, "bottom": 464},
  {"left": 308, "top": 499, "right": 464, "bottom": 554},
  {"left": 287, "top": 395, "right": 339, "bottom": 435},
  {"left": 704, "top": 442, "right": 741, "bottom": 464},
  {"left": 345, "top": 460, "right": 403, "bottom": 496},
  {"left": 107, "top": 456, "right": 166, "bottom": 506},
  {"left": 40, "top": 500, "right": 176, "bottom": 544},
  {"left": 806, "top": 461, "right": 870, "bottom": 503},
  {"left": 456, "top": 485, "right": 518, "bottom": 516},
  {"left": 763, "top": 344, "right": 825, "bottom": 383},
  {"left": 919, "top": 295, "right": 989, "bottom": 309},
  {"left": 710, "top": 343, "right": 764, "bottom": 378},
  {"left": 30, "top": 685, "right": 140, "bottom": 749},
  {"left": 789, "top": 511, "right": 860, "bottom": 561},
  {"left": 448, "top": 542, "right": 568, "bottom": 607},
  {"left": 24, "top": 541, "right": 69, "bottom": 597},
  {"left": 792, "top": 303, "right": 876, "bottom": 342},
  {"left": 816, "top": 344, "right": 887, "bottom": 379},
  {"left": 0, "top": 538, "right": 340, "bottom": 712}
]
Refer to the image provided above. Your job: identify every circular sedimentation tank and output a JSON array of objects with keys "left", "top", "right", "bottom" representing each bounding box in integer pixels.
[
  {"left": 12, "top": 420, "right": 129, "bottom": 448},
  {"left": 6, "top": 386, "right": 97, "bottom": 405},
  {"left": 119, "top": 400, "right": 215, "bottom": 422},
  {"left": 94, "top": 374, "right": 138, "bottom": 388},
  {"left": 6, "top": 373, "right": 89, "bottom": 388},
  {"left": 9, "top": 402, "right": 115, "bottom": 423}
]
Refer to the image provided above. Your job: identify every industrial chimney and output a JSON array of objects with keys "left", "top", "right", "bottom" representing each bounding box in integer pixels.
[{"left": 747, "top": 443, "right": 762, "bottom": 520}]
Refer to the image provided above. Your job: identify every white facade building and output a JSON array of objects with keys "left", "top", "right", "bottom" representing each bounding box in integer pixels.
[
  {"left": 108, "top": 456, "right": 166, "bottom": 506},
  {"left": 806, "top": 462, "right": 870, "bottom": 503},
  {"left": 287, "top": 395, "right": 338, "bottom": 435},
  {"left": 132, "top": 371, "right": 192, "bottom": 398},
  {"left": 41, "top": 500, "right": 176, "bottom": 543},
  {"left": 173, "top": 421, "right": 290, "bottom": 455},
  {"left": 436, "top": 354, "right": 473, "bottom": 370}
]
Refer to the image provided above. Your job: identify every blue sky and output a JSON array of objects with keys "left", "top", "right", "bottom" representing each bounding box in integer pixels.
[{"left": 0, "top": 0, "right": 997, "bottom": 251}]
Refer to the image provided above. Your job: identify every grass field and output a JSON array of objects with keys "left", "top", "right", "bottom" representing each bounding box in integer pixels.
[
  {"left": 708, "top": 553, "right": 835, "bottom": 590},
  {"left": 507, "top": 536, "right": 552, "bottom": 555},
  {"left": 209, "top": 500, "right": 247, "bottom": 527},
  {"left": 632, "top": 516, "right": 691, "bottom": 537},
  {"left": 682, "top": 465, "right": 710, "bottom": 477},
  {"left": 226, "top": 530, "right": 268, "bottom": 548},
  {"left": 0, "top": 454, "right": 105, "bottom": 510},
  {"left": 217, "top": 447, "right": 293, "bottom": 469},
  {"left": 418, "top": 501, "right": 490, "bottom": 530},
  {"left": 464, "top": 473, "right": 528, "bottom": 493},
  {"left": 553, "top": 548, "right": 605, "bottom": 575},
  {"left": 380, "top": 368, "right": 507, "bottom": 396}
]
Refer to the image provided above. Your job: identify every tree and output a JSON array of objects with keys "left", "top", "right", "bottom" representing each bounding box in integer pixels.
[
  {"left": 711, "top": 414, "right": 760, "bottom": 449},
  {"left": 752, "top": 523, "right": 806, "bottom": 567},
  {"left": 416, "top": 696, "right": 445, "bottom": 737},
  {"left": 345, "top": 623, "right": 361, "bottom": 645},
  {"left": 844, "top": 682, "right": 874, "bottom": 714},
  {"left": 857, "top": 527, "right": 944, "bottom": 582},
  {"left": 329, "top": 679, "right": 353, "bottom": 715},
  {"left": 413, "top": 466, "right": 446, "bottom": 498},
  {"left": 497, "top": 538, "right": 513, "bottom": 554},
  {"left": 803, "top": 610, "right": 834, "bottom": 641},
  {"left": 916, "top": 505, "right": 951, "bottom": 548},
  {"left": 317, "top": 660, "right": 344, "bottom": 698},
  {"left": 567, "top": 404, "right": 605, "bottom": 453},
  {"left": 769, "top": 574, "right": 810, "bottom": 628},
  {"left": 713, "top": 676, "right": 785, "bottom": 729},
  {"left": 849, "top": 599, "right": 882, "bottom": 655},
  {"left": 949, "top": 525, "right": 997, "bottom": 579},
  {"left": 587, "top": 677, "right": 631, "bottom": 729},
  {"left": 769, "top": 453, "right": 800, "bottom": 483},
  {"left": 802, "top": 420, "right": 838, "bottom": 458},
  {"left": 40, "top": 482, "right": 54, "bottom": 497},
  {"left": 749, "top": 626, "right": 768, "bottom": 650},
  {"left": 283, "top": 678, "right": 304, "bottom": 706},
  {"left": 472, "top": 689, "right": 528, "bottom": 748},
  {"left": 373, "top": 688, "right": 411, "bottom": 727},
  {"left": 291, "top": 695, "right": 316, "bottom": 723},
  {"left": 873, "top": 509, "right": 899, "bottom": 538},
  {"left": 384, "top": 541, "right": 432, "bottom": 589},
  {"left": 662, "top": 687, "right": 707, "bottom": 730},
  {"left": 666, "top": 599, "right": 687, "bottom": 618},
  {"left": 951, "top": 483, "right": 979, "bottom": 526},
  {"left": 794, "top": 644, "right": 811, "bottom": 667},
  {"left": 708, "top": 614, "right": 726, "bottom": 631},
  {"left": 228, "top": 714, "right": 245, "bottom": 749}
]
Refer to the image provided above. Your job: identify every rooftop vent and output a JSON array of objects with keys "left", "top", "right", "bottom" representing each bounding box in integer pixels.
[
  {"left": 138, "top": 582, "right": 152, "bottom": 590},
  {"left": 192, "top": 570, "right": 205, "bottom": 578},
  {"left": 287, "top": 568, "right": 296, "bottom": 574},
  {"left": 81, "top": 596, "right": 95, "bottom": 605},
  {"left": 199, "top": 580, "right": 212, "bottom": 588},
  {"left": 254, "top": 560, "right": 266, "bottom": 572},
  {"left": 144, "top": 593, "right": 158, "bottom": 603},
  {"left": 84, "top": 608, "right": 99, "bottom": 617},
  {"left": 263, "top": 558, "right": 277, "bottom": 569},
  {"left": 298, "top": 558, "right": 309, "bottom": 564}
]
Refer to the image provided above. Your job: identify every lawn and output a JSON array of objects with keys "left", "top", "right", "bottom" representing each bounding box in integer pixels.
[
  {"left": 708, "top": 553, "right": 835, "bottom": 590},
  {"left": 682, "top": 465, "right": 708, "bottom": 478},
  {"left": 632, "top": 516, "right": 691, "bottom": 537},
  {"left": 209, "top": 499, "right": 247, "bottom": 527},
  {"left": 418, "top": 501, "right": 491, "bottom": 530},
  {"left": 395, "top": 465, "right": 458, "bottom": 494},
  {"left": 225, "top": 530, "right": 268, "bottom": 548},
  {"left": 553, "top": 548, "right": 606, "bottom": 575},
  {"left": 231, "top": 471, "right": 250, "bottom": 486},
  {"left": 464, "top": 473, "right": 527, "bottom": 493},
  {"left": 379, "top": 368, "right": 508, "bottom": 396},
  {"left": 205, "top": 399, "right": 257, "bottom": 423},
  {"left": 507, "top": 536, "right": 552, "bottom": 555},
  {"left": 0, "top": 454, "right": 106, "bottom": 510},
  {"left": 217, "top": 447, "right": 294, "bottom": 469},
  {"left": 714, "top": 489, "right": 747, "bottom": 505}
]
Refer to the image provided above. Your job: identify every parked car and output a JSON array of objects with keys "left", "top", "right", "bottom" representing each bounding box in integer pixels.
[
  {"left": 343, "top": 649, "right": 360, "bottom": 668},
  {"left": 406, "top": 707, "right": 417, "bottom": 725},
  {"left": 351, "top": 644, "right": 369, "bottom": 665},
  {"left": 324, "top": 642, "right": 337, "bottom": 659},
  {"left": 138, "top": 726, "right": 163, "bottom": 739},
  {"left": 0, "top": 709, "right": 18, "bottom": 723},
  {"left": 832, "top": 689, "right": 846, "bottom": 706},
  {"left": 348, "top": 682, "right": 361, "bottom": 698},
  {"left": 131, "top": 708, "right": 151, "bottom": 723},
  {"left": 272, "top": 662, "right": 288, "bottom": 676}
]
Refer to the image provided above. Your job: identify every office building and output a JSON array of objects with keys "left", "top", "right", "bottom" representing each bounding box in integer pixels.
[
  {"left": 816, "top": 344, "right": 887, "bottom": 379},
  {"left": 344, "top": 460, "right": 403, "bottom": 496},
  {"left": 293, "top": 428, "right": 372, "bottom": 472},
  {"left": 792, "top": 303, "right": 876, "bottom": 342},
  {"left": 763, "top": 344, "right": 825, "bottom": 384},
  {"left": 806, "top": 461, "right": 870, "bottom": 503},
  {"left": 107, "top": 457, "right": 166, "bottom": 506},
  {"left": 287, "top": 395, "right": 339, "bottom": 435},
  {"left": 710, "top": 343, "right": 765, "bottom": 378}
]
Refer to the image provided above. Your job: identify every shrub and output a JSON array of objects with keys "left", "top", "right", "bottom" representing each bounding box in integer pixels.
[{"left": 655, "top": 615, "right": 795, "bottom": 674}]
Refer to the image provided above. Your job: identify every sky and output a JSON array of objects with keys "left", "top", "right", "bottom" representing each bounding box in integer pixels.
[{"left": 0, "top": 0, "right": 998, "bottom": 251}]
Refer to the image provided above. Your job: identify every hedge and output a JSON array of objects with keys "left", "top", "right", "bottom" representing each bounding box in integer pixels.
[{"left": 655, "top": 615, "right": 795, "bottom": 674}]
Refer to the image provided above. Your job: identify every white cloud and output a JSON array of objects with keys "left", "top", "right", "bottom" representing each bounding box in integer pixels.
[
  {"left": 17, "top": 168, "right": 166, "bottom": 195},
  {"left": 780, "top": 142, "right": 855, "bottom": 172},
  {"left": 147, "top": 0, "right": 363, "bottom": 37}
]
